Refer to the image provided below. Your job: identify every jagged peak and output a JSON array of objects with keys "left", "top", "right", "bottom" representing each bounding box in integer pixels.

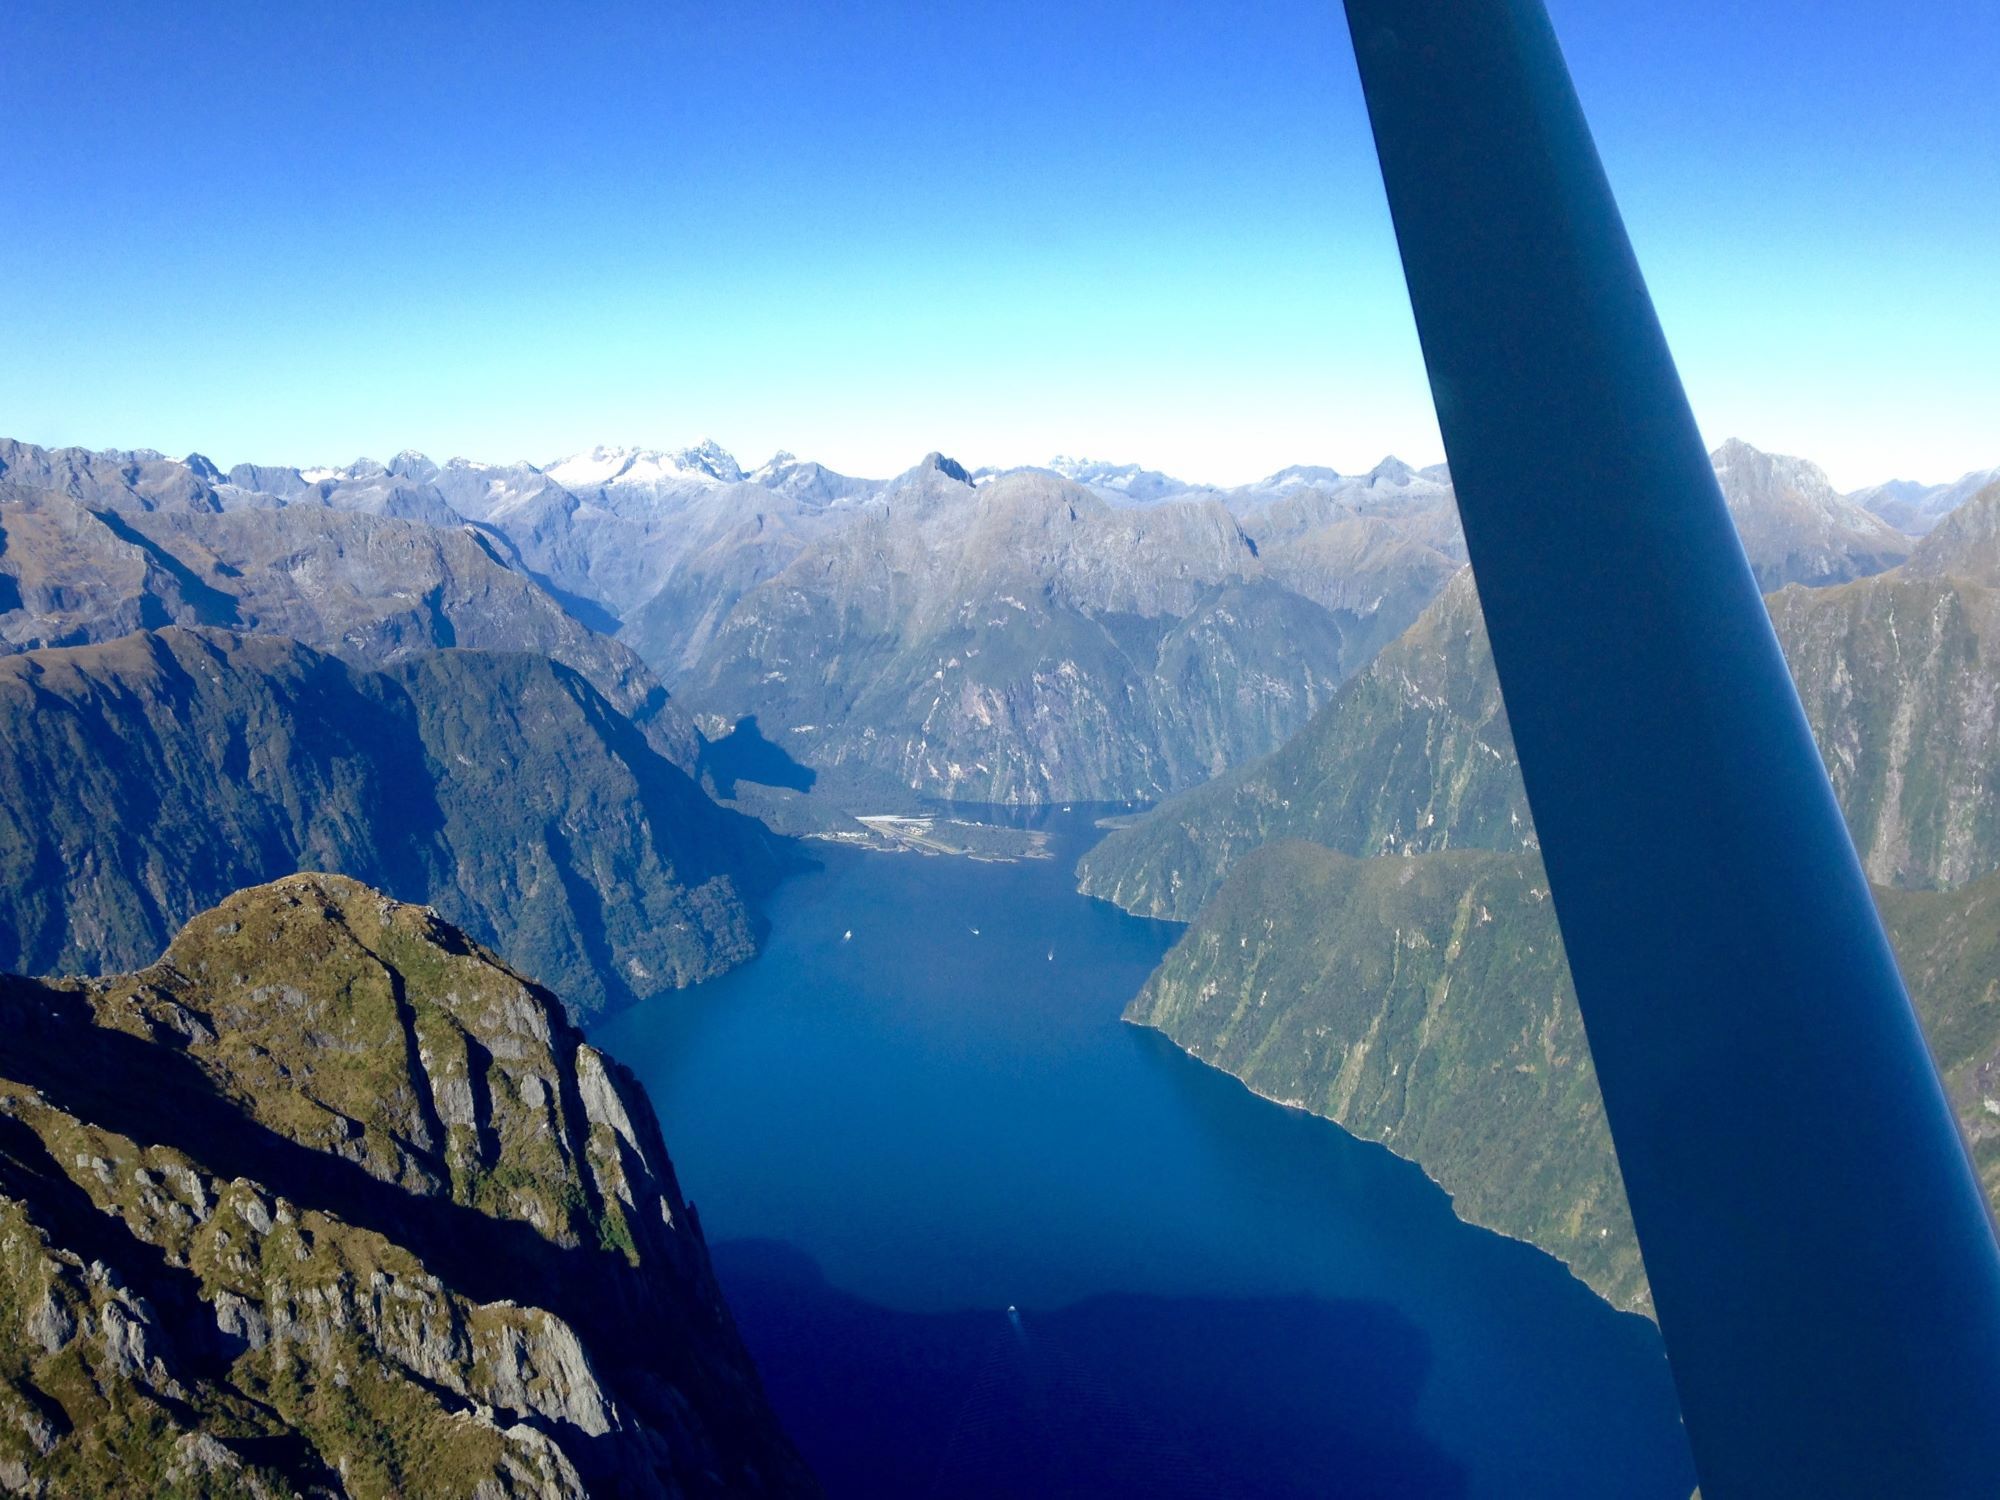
[
  {"left": 544, "top": 440, "right": 743, "bottom": 490},
  {"left": 665, "top": 437, "right": 743, "bottom": 483},
  {"left": 386, "top": 448, "right": 439, "bottom": 481}
]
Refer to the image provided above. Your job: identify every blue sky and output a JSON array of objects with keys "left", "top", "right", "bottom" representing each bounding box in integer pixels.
[{"left": 3, "top": 1, "right": 1994, "bottom": 487}]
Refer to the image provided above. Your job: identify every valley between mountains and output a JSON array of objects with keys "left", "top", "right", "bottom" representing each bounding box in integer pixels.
[{"left": 2, "top": 429, "right": 1996, "bottom": 1493}]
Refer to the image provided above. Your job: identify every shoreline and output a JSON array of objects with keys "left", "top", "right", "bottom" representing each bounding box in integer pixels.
[{"left": 1116, "top": 1012, "right": 1657, "bottom": 1324}]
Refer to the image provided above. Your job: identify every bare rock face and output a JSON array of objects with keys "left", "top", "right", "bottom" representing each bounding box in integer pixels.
[
  {"left": 0, "top": 875, "right": 819, "bottom": 1498},
  {"left": 1709, "top": 438, "right": 1912, "bottom": 589}
]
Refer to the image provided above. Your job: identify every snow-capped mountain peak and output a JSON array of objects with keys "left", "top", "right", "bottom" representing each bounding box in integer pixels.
[
  {"left": 665, "top": 439, "right": 743, "bottom": 484},
  {"left": 545, "top": 441, "right": 744, "bottom": 492},
  {"left": 1036, "top": 456, "right": 1196, "bottom": 504},
  {"left": 749, "top": 450, "right": 799, "bottom": 484}
]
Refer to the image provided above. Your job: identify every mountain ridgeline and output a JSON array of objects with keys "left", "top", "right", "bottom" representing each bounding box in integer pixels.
[
  {"left": 1082, "top": 475, "right": 2000, "bottom": 919},
  {"left": 0, "top": 875, "right": 817, "bottom": 1497},
  {"left": 495, "top": 451, "right": 1472, "bottom": 805},
  {"left": 1087, "top": 476, "right": 2000, "bottom": 1311},
  {"left": 7, "top": 432, "right": 1941, "bottom": 811},
  {"left": 664, "top": 458, "right": 1429, "bottom": 804}
]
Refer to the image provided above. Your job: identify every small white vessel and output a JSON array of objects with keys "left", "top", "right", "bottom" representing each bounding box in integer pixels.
[
  {"left": 970, "top": 926, "right": 981, "bottom": 936},
  {"left": 842, "top": 929, "right": 853, "bottom": 942},
  {"left": 1046, "top": 948, "right": 1054, "bottom": 962}
]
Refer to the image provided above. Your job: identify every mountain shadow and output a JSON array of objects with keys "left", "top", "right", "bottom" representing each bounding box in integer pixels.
[
  {"left": 700, "top": 715, "right": 819, "bottom": 798},
  {"left": 711, "top": 1238, "right": 1468, "bottom": 1500}
]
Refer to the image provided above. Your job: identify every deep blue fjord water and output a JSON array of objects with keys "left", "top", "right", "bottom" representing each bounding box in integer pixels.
[{"left": 592, "top": 810, "right": 1695, "bottom": 1498}]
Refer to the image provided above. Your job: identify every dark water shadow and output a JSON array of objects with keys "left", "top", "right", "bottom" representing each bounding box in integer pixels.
[
  {"left": 699, "top": 715, "right": 819, "bottom": 798},
  {"left": 713, "top": 1238, "right": 1466, "bottom": 1500}
]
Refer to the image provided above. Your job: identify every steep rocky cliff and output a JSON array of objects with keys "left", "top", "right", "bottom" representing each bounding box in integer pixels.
[
  {"left": 0, "top": 874, "right": 816, "bottom": 1497},
  {"left": 0, "top": 629, "right": 775, "bottom": 1018}
]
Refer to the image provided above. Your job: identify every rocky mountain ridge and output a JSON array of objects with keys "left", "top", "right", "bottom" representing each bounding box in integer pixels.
[
  {"left": 1082, "top": 477, "right": 2000, "bottom": 920},
  {"left": 0, "top": 874, "right": 817, "bottom": 1497},
  {"left": 0, "top": 468, "right": 697, "bottom": 772}
]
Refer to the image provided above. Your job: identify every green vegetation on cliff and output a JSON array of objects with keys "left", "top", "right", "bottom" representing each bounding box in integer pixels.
[
  {"left": 1130, "top": 842, "right": 2000, "bottom": 1313},
  {"left": 1128, "top": 844, "right": 1638, "bottom": 1306},
  {"left": 0, "top": 874, "right": 817, "bottom": 1498}
]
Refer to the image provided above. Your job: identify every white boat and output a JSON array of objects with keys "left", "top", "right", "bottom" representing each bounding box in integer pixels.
[{"left": 842, "top": 929, "right": 853, "bottom": 942}]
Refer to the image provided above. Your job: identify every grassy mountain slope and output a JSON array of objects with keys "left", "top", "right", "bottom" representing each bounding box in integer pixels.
[{"left": 0, "top": 874, "right": 816, "bottom": 1497}]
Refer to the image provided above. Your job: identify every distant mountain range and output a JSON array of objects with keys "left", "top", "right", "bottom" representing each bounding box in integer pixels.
[
  {"left": 9, "top": 432, "right": 1977, "bottom": 811},
  {"left": 0, "top": 427, "right": 1990, "bottom": 1003}
]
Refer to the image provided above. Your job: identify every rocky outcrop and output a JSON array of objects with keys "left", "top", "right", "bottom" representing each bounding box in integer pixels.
[
  {"left": 1708, "top": 438, "right": 1911, "bottom": 589},
  {"left": 0, "top": 875, "right": 818, "bottom": 1497}
]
